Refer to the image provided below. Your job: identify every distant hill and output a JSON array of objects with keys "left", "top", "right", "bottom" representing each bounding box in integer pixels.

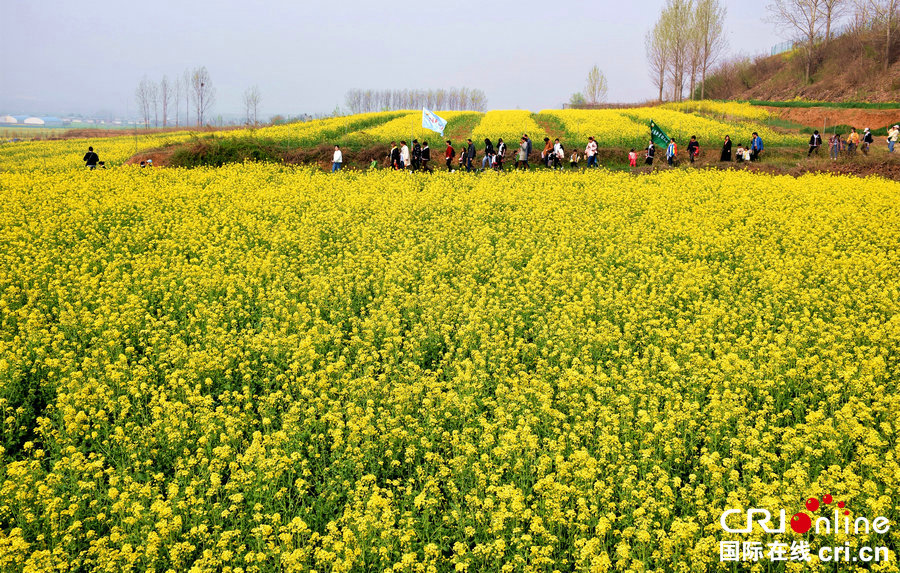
[{"left": 702, "top": 28, "right": 900, "bottom": 103}]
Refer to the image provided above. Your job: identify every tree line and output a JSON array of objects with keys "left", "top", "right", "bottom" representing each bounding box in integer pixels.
[
  {"left": 135, "top": 67, "right": 262, "bottom": 128},
  {"left": 344, "top": 88, "right": 488, "bottom": 114},
  {"left": 645, "top": 0, "right": 728, "bottom": 102}
]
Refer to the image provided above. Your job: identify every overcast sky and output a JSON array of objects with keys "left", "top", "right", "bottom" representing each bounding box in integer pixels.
[{"left": 0, "top": 0, "right": 783, "bottom": 118}]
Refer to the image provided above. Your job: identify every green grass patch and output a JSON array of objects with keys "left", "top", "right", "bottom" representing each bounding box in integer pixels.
[{"left": 168, "top": 136, "right": 296, "bottom": 168}]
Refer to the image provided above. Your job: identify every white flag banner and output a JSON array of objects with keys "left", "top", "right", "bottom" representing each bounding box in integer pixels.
[{"left": 422, "top": 108, "right": 448, "bottom": 136}]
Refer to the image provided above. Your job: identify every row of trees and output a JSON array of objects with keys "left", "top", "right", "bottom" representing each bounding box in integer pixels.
[
  {"left": 645, "top": 0, "right": 727, "bottom": 101},
  {"left": 767, "top": 0, "right": 900, "bottom": 82},
  {"left": 135, "top": 67, "right": 215, "bottom": 128},
  {"left": 344, "top": 88, "right": 488, "bottom": 114}
]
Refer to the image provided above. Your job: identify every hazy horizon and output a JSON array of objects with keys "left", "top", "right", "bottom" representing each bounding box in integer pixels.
[{"left": 1, "top": 0, "right": 785, "bottom": 119}]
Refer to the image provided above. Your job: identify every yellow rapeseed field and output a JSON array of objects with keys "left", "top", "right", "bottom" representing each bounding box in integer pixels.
[
  {"left": 0, "top": 162, "right": 898, "bottom": 572},
  {"left": 471, "top": 110, "right": 546, "bottom": 143},
  {"left": 661, "top": 100, "right": 771, "bottom": 121}
]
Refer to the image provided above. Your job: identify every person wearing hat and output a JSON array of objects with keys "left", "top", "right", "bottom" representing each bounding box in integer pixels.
[
  {"left": 888, "top": 125, "right": 899, "bottom": 153},
  {"left": 862, "top": 128, "right": 874, "bottom": 155}
]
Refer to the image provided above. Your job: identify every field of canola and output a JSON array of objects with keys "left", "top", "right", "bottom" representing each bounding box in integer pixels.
[
  {"left": 0, "top": 103, "right": 802, "bottom": 173},
  {"left": 0, "top": 154, "right": 898, "bottom": 572}
]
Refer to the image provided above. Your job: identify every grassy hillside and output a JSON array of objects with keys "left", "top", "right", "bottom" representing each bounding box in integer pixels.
[{"left": 702, "top": 28, "right": 900, "bottom": 103}]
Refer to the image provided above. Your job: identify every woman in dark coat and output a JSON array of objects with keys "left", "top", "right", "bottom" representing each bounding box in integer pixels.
[{"left": 720, "top": 135, "right": 732, "bottom": 162}]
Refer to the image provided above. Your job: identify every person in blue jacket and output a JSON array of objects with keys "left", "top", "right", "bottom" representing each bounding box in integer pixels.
[{"left": 750, "top": 132, "right": 764, "bottom": 161}]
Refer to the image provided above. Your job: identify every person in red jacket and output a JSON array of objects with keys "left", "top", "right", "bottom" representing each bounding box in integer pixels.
[{"left": 445, "top": 140, "right": 456, "bottom": 171}]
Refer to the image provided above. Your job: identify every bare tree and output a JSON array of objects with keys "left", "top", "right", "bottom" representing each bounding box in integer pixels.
[
  {"left": 243, "top": 85, "right": 262, "bottom": 125},
  {"left": 661, "top": 0, "right": 693, "bottom": 101},
  {"left": 823, "top": 0, "right": 849, "bottom": 42},
  {"left": 190, "top": 66, "right": 215, "bottom": 126},
  {"left": 869, "top": 0, "right": 900, "bottom": 70},
  {"left": 159, "top": 75, "right": 173, "bottom": 127},
  {"left": 584, "top": 65, "right": 609, "bottom": 104},
  {"left": 688, "top": 9, "right": 704, "bottom": 99},
  {"left": 766, "top": 0, "right": 825, "bottom": 82},
  {"left": 695, "top": 0, "right": 727, "bottom": 99},
  {"left": 182, "top": 69, "right": 192, "bottom": 126},
  {"left": 646, "top": 25, "right": 667, "bottom": 101},
  {"left": 173, "top": 76, "right": 182, "bottom": 127},
  {"left": 135, "top": 76, "right": 154, "bottom": 128}
]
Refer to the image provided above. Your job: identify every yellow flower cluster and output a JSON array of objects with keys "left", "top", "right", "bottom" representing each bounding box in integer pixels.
[
  {"left": 251, "top": 111, "right": 404, "bottom": 144},
  {"left": 661, "top": 100, "right": 771, "bottom": 121},
  {"left": 539, "top": 109, "right": 651, "bottom": 147},
  {"left": 0, "top": 114, "right": 404, "bottom": 173},
  {"left": 345, "top": 111, "right": 482, "bottom": 142},
  {"left": 0, "top": 164, "right": 898, "bottom": 572},
  {"left": 622, "top": 107, "right": 798, "bottom": 146},
  {"left": 542, "top": 106, "right": 799, "bottom": 148},
  {"left": 0, "top": 131, "right": 196, "bottom": 172},
  {"left": 470, "top": 110, "right": 546, "bottom": 143}
]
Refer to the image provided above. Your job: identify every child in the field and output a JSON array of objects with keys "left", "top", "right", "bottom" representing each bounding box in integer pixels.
[
  {"left": 628, "top": 148, "right": 637, "bottom": 167},
  {"left": 569, "top": 151, "right": 579, "bottom": 168}
]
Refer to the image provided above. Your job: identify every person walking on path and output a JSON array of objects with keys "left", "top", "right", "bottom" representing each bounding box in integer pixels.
[
  {"left": 495, "top": 138, "right": 506, "bottom": 170},
  {"left": 585, "top": 136, "right": 598, "bottom": 168},
  {"left": 888, "top": 125, "right": 899, "bottom": 152},
  {"left": 482, "top": 138, "right": 494, "bottom": 170},
  {"left": 628, "top": 148, "right": 637, "bottom": 167},
  {"left": 332, "top": 145, "right": 343, "bottom": 172},
  {"left": 83, "top": 146, "right": 99, "bottom": 169},
  {"left": 445, "top": 140, "right": 456, "bottom": 171},
  {"left": 421, "top": 141, "right": 432, "bottom": 173},
  {"left": 400, "top": 141, "right": 410, "bottom": 169},
  {"left": 808, "top": 130, "right": 822, "bottom": 156},
  {"left": 687, "top": 136, "right": 700, "bottom": 164},
  {"left": 412, "top": 139, "right": 422, "bottom": 171},
  {"left": 569, "top": 150, "right": 580, "bottom": 168},
  {"left": 553, "top": 138, "right": 564, "bottom": 169},
  {"left": 516, "top": 137, "right": 530, "bottom": 170},
  {"left": 750, "top": 132, "right": 763, "bottom": 161},
  {"left": 666, "top": 139, "right": 678, "bottom": 166},
  {"left": 720, "top": 135, "right": 732, "bottom": 161},
  {"left": 541, "top": 137, "right": 553, "bottom": 168},
  {"left": 829, "top": 133, "right": 842, "bottom": 160},
  {"left": 862, "top": 128, "right": 874, "bottom": 155},
  {"left": 645, "top": 140, "right": 655, "bottom": 166},
  {"left": 846, "top": 128, "right": 859, "bottom": 155},
  {"left": 465, "top": 139, "right": 476, "bottom": 172},
  {"left": 523, "top": 134, "right": 532, "bottom": 161},
  {"left": 390, "top": 142, "right": 401, "bottom": 170}
]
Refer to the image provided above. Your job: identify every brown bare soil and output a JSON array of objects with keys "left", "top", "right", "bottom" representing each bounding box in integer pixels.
[
  {"left": 124, "top": 147, "right": 179, "bottom": 168},
  {"left": 765, "top": 106, "right": 900, "bottom": 130}
]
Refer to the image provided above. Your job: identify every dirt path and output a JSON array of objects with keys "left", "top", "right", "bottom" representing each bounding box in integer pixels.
[{"left": 765, "top": 106, "right": 900, "bottom": 130}]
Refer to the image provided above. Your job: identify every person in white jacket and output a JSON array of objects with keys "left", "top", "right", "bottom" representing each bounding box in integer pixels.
[
  {"left": 585, "top": 137, "right": 598, "bottom": 168},
  {"left": 888, "top": 125, "right": 899, "bottom": 153},
  {"left": 400, "top": 141, "right": 410, "bottom": 169},
  {"left": 332, "top": 145, "right": 343, "bottom": 172},
  {"left": 552, "top": 138, "right": 564, "bottom": 169}
]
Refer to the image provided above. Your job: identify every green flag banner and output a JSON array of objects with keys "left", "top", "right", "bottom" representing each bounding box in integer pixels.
[{"left": 650, "top": 120, "right": 671, "bottom": 148}]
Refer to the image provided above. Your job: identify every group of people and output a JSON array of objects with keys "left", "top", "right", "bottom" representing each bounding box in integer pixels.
[
  {"left": 717, "top": 133, "right": 765, "bottom": 163},
  {"left": 352, "top": 131, "right": 770, "bottom": 172},
  {"left": 807, "top": 125, "right": 898, "bottom": 159}
]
